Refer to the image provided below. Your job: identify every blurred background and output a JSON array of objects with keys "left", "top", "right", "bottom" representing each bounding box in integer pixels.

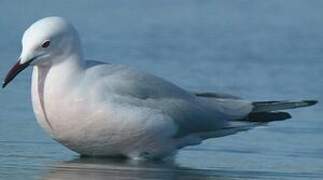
[{"left": 0, "top": 0, "right": 322, "bottom": 179}]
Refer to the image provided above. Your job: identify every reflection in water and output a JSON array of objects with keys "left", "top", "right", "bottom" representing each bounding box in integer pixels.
[
  {"left": 42, "top": 158, "right": 323, "bottom": 180},
  {"left": 43, "top": 157, "right": 232, "bottom": 180},
  {"left": 42, "top": 156, "right": 323, "bottom": 180}
]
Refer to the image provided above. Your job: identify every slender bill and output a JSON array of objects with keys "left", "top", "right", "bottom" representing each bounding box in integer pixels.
[{"left": 2, "top": 59, "right": 32, "bottom": 88}]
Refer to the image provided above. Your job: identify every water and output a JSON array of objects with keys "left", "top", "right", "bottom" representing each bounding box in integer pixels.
[{"left": 0, "top": 0, "right": 322, "bottom": 179}]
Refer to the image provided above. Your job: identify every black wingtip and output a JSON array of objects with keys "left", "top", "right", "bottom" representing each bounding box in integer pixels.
[
  {"left": 2, "top": 81, "right": 7, "bottom": 88},
  {"left": 247, "top": 112, "right": 292, "bottom": 122},
  {"left": 304, "top": 100, "right": 318, "bottom": 106}
]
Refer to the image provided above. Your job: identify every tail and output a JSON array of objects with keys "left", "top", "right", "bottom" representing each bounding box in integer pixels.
[
  {"left": 220, "top": 99, "right": 318, "bottom": 138},
  {"left": 195, "top": 92, "right": 317, "bottom": 121},
  {"left": 194, "top": 94, "right": 318, "bottom": 139},
  {"left": 196, "top": 91, "right": 318, "bottom": 123},
  {"left": 245, "top": 100, "right": 318, "bottom": 122}
]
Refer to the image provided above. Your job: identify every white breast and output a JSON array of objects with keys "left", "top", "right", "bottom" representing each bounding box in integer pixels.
[
  {"left": 31, "top": 66, "right": 54, "bottom": 136},
  {"left": 30, "top": 64, "right": 179, "bottom": 158}
]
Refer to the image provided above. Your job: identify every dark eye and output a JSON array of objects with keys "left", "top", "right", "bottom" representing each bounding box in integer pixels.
[{"left": 41, "top": 40, "right": 50, "bottom": 48}]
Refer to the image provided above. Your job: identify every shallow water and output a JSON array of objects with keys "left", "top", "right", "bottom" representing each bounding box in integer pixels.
[{"left": 0, "top": 1, "right": 323, "bottom": 179}]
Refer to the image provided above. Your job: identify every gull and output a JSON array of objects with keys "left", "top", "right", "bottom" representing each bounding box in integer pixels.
[{"left": 3, "top": 17, "right": 317, "bottom": 159}]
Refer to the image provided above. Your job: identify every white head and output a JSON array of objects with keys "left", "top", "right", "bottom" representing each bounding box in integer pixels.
[{"left": 3, "top": 16, "right": 82, "bottom": 88}]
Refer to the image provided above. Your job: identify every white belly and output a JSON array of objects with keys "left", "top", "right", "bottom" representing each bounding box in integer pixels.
[{"left": 31, "top": 67, "right": 180, "bottom": 158}]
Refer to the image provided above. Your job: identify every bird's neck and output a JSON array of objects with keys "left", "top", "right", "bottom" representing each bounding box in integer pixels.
[
  {"left": 31, "top": 53, "right": 85, "bottom": 134},
  {"left": 37, "top": 53, "right": 85, "bottom": 93}
]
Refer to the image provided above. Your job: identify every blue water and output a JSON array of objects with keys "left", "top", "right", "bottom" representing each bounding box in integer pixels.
[{"left": 0, "top": 1, "right": 323, "bottom": 179}]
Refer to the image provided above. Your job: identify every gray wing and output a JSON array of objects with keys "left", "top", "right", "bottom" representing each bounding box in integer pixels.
[
  {"left": 83, "top": 62, "right": 233, "bottom": 137},
  {"left": 83, "top": 61, "right": 317, "bottom": 139}
]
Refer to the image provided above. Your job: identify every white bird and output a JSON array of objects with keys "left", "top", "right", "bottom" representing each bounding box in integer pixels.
[{"left": 3, "top": 17, "right": 317, "bottom": 159}]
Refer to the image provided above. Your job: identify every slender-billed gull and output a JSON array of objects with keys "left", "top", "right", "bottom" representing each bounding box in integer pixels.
[{"left": 3, "top": 17, "right": 317, "bottom": 159}]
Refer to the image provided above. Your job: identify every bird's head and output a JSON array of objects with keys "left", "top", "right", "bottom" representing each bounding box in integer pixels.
[{"left": 3, "top": 16, "right": 81, "bottom": 88}]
